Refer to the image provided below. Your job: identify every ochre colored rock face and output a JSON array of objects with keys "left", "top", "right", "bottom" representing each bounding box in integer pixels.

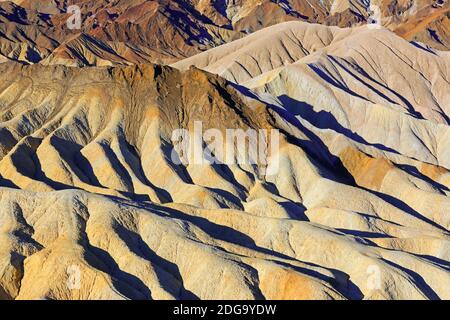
[{"left": 0, "top": 2, "right": 449, "bottom": 301}]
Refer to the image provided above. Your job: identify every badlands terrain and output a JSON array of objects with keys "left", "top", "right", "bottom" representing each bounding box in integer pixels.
[
  {"left": 0, "top": 0, "right": 448, "bottom": 65},
  {"left": 0, "top": 1, "right": 449, "bottom": 300}
]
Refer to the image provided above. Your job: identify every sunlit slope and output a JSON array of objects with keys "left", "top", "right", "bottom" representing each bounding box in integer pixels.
[{"left": 0, "top": 60, "right": 448, "bottom": 300}]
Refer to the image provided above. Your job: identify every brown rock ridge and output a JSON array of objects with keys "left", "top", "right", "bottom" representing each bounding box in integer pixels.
[{"left": 0, "top": 0, "right": 448, "bottom": 66}]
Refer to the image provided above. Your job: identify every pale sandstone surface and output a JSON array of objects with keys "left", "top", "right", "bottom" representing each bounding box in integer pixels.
[
  {"left": 0, "top": 49, "right": 448, "bottom": 299},
  {"left": 0, "top": 6, "right": 448, "bottom": 300}
]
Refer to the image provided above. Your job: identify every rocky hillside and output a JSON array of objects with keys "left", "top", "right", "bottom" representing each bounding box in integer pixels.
[
  {"left": 0, "top": 0, "right": 448, "bottom": 66},
  {"left": 0, "top": 21, "right": 449, "bottom": 299}
]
